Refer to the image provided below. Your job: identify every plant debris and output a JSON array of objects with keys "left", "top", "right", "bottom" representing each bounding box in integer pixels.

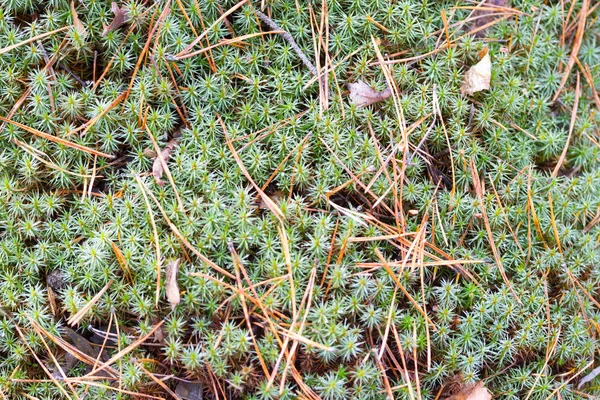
[
  {"left": 152, "top": 138, "right": 178, "bottom": 186},
  {"left": 346, "top": 80, "right": 392, "bottom": 107},
  {"left": 175, "top": 381, "right": 203, "bottom": 400},
  {"left": 165, "top": 258, "right": 181, "bottom": 311},
  {"left": 446, "top": 381, "right": 492, "bottom": 400},
  {"left": 254, "top": 10, "right": 318, "bottom": 76},
  {"left": 578, "top": 365, "right": 600, "bottom": 389},
  {"left": 70, "top": 1, "right": 87, "bottom": 36},
  {"left": 102, "top": 2, "right": 129, "bottom": 37},
  {"left": 52, "top": 327, "right": 107, "bottom": 378},
  {"left": 461, "top": 48, "right": 491, "bottom": 96},
  {"left": 471, "top": 0, "right": 510, "bottom": 36}
]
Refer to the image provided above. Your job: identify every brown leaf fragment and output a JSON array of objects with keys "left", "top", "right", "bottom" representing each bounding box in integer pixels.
[
  {"left": 102, "top": 2, "right": 129, "bottom": 37},
  {"left": 52, "top": 327, "right": 99, "bottom": 377},
  {"left": 70, "top": 1, "right": 87, "bottom": 36},
  {"left": 53, "top": 327, "right": 112, "bottom": 378},
  {"left": 347, "top": 80, "right": 392, "bottom": 107},
  {"left": 143, "top": 148, "right": 157, "bottom": 158},
  {"left": 446, "top": 381, "right": 492, "bottom": 400},
  {"left": 471, "top": 0, "right": 510, "bottom": 37},
  {"left": 166, "top": 258, "right": 181, "bottom": 311},
  {"left": 63, "top": 327, "right": 100, "bottom": 360},
  {"left": 152, "top": 138, "right": 178, "bottom": 186},
  {"left": 461, "top": 49, "right": 491, "bottom": 96},
  {"left": 175, "top": 380, "right": 203, "bottom": 400}
]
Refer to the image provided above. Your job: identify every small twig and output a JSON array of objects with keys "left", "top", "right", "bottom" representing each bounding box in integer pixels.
[
  {"left": 59, "top": 63, "right": 88, "bottom": 87},
  {"left": 39, "top": 41, "right": 87, "bottom": 87},
  {"left": 254, "top": 10, "right": 318, "bottom": 76}
]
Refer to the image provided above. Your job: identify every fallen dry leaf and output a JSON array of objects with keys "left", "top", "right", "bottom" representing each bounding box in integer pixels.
[
  {"left": 175, "top": 380, "right": 203, "bottom": 400},
  {"left": 70, "top": 1, "right": 87, "bottom": 36},
  {"left": 64, "top": 327, "right": 101, "bottom": 360},
  {"left": 347, "top": 80, "right": 392, "bottom": 107},
  {"left": 446, "top": 381, "right": 492, "bottom": 400},
  {"left": 165, "top": 258, "right": 181, "bottom": 311},
  {"left": 152, "top": 138, "right": 178, "bottom": 186},
  {"left": 52, "top": 326, "right": 103, "bottom": 378},
  {"left": 102, "top": 2, "right": 129, "bottom": 37},
  {"left": 461, "top": 49, "right": 491, "bottom": 96}
]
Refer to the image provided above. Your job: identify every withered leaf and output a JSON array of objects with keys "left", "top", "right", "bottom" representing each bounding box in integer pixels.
[
  {"left": 102, "top": 2, "right": 129, "bottom": 37},
  {"left": 461, "top": 49, "right": 491, "bottom": 96},
  {"left": 52, "top": 326, "right": 99, "bottom": 377},
  {"left": 166, "top": 258, "right": 181, "bottom": 311},
  {"left": 175, "top": 380, "right": 203, "bottom": 400},
  {"left": 446, "top": 381, "right": 492, "bottom": 400},
  {"left": 64, "top": 327, "right": 100, "bottom": 359},
  {"left": 347, "top": 80, "right": 392, "bottom": 107},
  {"left": 152, "top": 138, "right": 178, "bottom": 187},
  {"left": 70, "top": 1, "right": 87, "bottom": 36}
]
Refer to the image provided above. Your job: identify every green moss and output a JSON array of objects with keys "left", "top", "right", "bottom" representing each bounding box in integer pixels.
[{"left": 0, "top": 0, "right": 599, "bottom": 398}]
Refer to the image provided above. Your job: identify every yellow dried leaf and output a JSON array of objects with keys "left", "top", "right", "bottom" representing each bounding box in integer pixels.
[
  {"left": 461, "top": 51, "right": 491, "bottom": 96},
  {"left": 347, "top": 80, "right": 392, "bottom": 107},
  {"left": 165, "top": 258, "right": 181, "bottom": 311}
]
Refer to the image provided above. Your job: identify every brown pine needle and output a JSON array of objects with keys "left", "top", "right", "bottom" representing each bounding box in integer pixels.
[
  {"left": 68, "top": 379, "right": 166, "bottom": 399},
  {"left": 374, "top": 248, "right": 437, "bottom": 331},
  {"left": 177, "top": 0, "right": 247, "bottom": 56},
  {"left": 229, "top": 242, "right": 270, "bottom": 377},
  {"left": 0, "top": 116, "right": 114, "bottom": 158},
  {"left": 69, "top": 92, "right": 127, "bottom": 137},
  {"left": 28, "top": 319, "right": 119, "bottom": 377},
  {"left": 553, "top": 0, "right": 589, "bottom": 101},
  {"left": 14, "top": 325, "right": 73, "bottom": 399},
  {"left": 135, "top": 361, "right": 181, "bottom": 399},
  {"left": 279, "top": 266, "right": 317, "bottom": 394},
  {"left": 135, "top": 175, "right": 236, "bottom": 280},
  {"left": 220, "top": 115, "right": 285, "bottom": 222},
  {"left": 0, "top": 26, "right": 71, "bottom": 55},
  {"left": 12, "top": 138, "right": 94, "bottom": 178},
  {"left": 172, "top": 31, "right": 284, "bottom": 61},
  {"left": 133, "top": 174, "right": 163, "bottom": 307},
  {"left": 278, "top": 223, "right": 297, "bottom": 318},
  {"left": 67, "top": 280, "right": 113, "bottom": 326},
  {"left": 469, "top": 159, "right": 521, "bottom": 304},
  {"left": 82, "top": 321, "right": 164, "bottom": 378},
  {"left": 552, "top": 74, "right": 580, "bottom": 177},
  {"left": 110, "top": 241, "right": 133, "bottom": 284}
]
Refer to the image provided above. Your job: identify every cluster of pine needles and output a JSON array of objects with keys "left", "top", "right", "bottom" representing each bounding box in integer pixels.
[{"left": 0, "top": 0, "right": 600, "bottom": 399}]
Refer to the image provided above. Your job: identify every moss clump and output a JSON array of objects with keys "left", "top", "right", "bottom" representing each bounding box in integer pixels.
[{"left": 1, "top": 0, "right": 600, "bottom": 399}]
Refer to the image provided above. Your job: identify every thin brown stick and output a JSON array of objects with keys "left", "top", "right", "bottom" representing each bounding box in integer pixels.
[
  {"left": 67, "top": 280, "right": 113, "bottom": 326},
  {"left": 0, "top": 116, "right": 114, "bottom": 158},
  {"left": 0, "top": 26, "right": 71, "bottom": 55},
  {"left": 255, "top": 10, "right": 317, "bottom": 75}
]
